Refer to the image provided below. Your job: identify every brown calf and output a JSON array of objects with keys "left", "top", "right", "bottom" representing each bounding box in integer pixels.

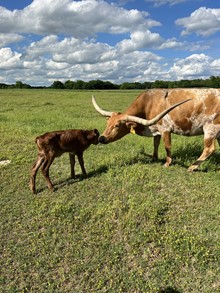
[{"left": 30, "top": 129, "right": 99, "bottom": 193}]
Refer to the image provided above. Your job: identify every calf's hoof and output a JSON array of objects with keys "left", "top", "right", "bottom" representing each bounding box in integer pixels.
[
  {"left": 29, "top": 183, "right": 36, "bottom": 194},
  {"left": 48, "top": 185, "right": 55, "bottom": 192}
]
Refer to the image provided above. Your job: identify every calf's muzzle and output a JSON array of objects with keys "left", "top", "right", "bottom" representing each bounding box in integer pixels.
[{"left": 99, "top": 136, "right": 108, "bottom": 144}]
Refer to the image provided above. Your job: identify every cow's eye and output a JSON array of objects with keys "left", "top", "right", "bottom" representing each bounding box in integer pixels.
[{"left": 115, "top": 124, "right": 120, "bottom": 128}]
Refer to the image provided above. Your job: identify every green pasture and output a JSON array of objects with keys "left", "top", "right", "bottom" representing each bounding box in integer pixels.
[{"left": 0, "top": 89, "right": 219, "bottom": 292}]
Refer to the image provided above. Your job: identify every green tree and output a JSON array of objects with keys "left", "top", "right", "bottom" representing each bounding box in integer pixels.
[
  {"left": 14, "top": 81, "right": 31, "bottom": 88},
  {"left": 209, "top": 76, "right": 220, "bottom": 88},
  {"left": 152, "top": 80, "right": 169, "bottom": 88},
  {"left": 74, "top": 80, "right": 86, "bottom": 89},
  {"left": 64, "top": 80, "right": 75, "bottom": 89},
  {"left": 15, "top": 81, "right": 23, "bottom": 88},
  {"left": 51, "top": 81, "right": 65, "bottom": 89}
]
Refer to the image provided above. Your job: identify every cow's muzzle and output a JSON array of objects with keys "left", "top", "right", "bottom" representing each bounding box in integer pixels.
[{"left": 99, "top": 136, "right": 108, "bottom": 144}]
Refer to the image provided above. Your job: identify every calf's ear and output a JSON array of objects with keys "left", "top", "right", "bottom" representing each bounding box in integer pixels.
[
  {"left": 94, "top": 129, "right": 99, "bottom": 136},
  {"left": 87, "top": 129, "right": 99, "bottom": 140}
]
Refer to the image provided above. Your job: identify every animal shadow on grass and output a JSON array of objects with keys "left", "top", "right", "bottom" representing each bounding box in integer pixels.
[
  {"left": 130, "top": 143, "right": 203, "bottom": 169},
  {"left": 53, "top": 154, "right": 156, "bottom": 191},
  {"left": 173, "top": 142, "right": 219, "bottom": 171},
  {"left": 51, "top": 164, "right": 109, "bottom": 192},
  {"left": 159, "top": 287, "right": 181, "bottom": 293},
  {"left": 33, "top": 164, "right": 109, "bottom": 194},
  {"left": 36, "top": 142, "right": 220, "bottom": 193},
  {"left": 102, "top": 142, "right": 219, "bottom": 171},
  {"left": 51, "top": 154, "right": 155, "bottom": 192}
]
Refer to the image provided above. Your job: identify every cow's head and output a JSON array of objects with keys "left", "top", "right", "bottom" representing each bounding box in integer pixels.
[
  {"left": 92, "top": 95, "right": 191, "bottom": 144},
  {"left": 99, "top": 112, "right": 135, "bottom": 144}
]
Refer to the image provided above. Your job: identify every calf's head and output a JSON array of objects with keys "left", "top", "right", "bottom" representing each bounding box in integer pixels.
[{"left": 87, "top": 128, "right": 100, "bottom": 145}]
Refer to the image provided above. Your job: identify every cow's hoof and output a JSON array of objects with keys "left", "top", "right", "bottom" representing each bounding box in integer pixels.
[
  {"left": 163, "top": 163, "right": 170, "bottom": 167},
  {"left": 187, "top": 166, "right": 196, "bottom": 172}
]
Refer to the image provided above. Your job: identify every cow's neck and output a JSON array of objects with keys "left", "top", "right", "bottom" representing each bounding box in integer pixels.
[
  {"left": 124, "top": 92, "right": 164, "bottom": 119},
  {"left": 125, "top": 97, "right": 147, "bottom": 118}
]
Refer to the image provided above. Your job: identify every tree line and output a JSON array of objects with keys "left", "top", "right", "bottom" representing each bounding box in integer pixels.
[{"left": 0, "top": 76, "right": 220, "bottom": 90}]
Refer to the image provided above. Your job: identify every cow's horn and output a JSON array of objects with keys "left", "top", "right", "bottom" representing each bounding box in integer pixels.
[
  {"left": 123, "top": 98, "right": 192, "bottom": 126},
  {"left": 92, "top": 95, "right": 113, "bottom": 117}
]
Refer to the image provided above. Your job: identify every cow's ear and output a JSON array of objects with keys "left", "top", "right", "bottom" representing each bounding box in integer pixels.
[{"left": 125, "top": 122, "right": 137, "bottom": 129}]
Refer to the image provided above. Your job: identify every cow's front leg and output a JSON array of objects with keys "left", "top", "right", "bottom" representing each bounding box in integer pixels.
[
  {"left": 152, "top": 135, "right": 161, "bottom": 161},
  {"left": 162, "top": 131, "right": 172, "bottom": 167}
]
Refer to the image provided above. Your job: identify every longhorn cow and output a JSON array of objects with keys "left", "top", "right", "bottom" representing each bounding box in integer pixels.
[{"left": 92, "top": 88, "right": 220, "bottom": 171}]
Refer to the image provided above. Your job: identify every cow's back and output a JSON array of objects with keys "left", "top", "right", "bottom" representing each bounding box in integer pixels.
[{"left": 160, "top": 88, "right": 220, "bottom": 135}]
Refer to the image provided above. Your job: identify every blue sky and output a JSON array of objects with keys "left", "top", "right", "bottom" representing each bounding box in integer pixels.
[{"left": 0, "top": 0, "right": 219, "bottom": 86}]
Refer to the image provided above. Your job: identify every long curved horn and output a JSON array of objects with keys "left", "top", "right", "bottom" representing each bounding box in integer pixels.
[
  {"left": 92, "top": 95, "right": 113, "bottom": 117},
  {"left": 123, "top": 98, "right": 192, "bottom": 126}
]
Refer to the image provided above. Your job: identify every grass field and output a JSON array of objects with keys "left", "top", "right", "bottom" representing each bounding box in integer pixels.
[{"left": 0, "top": 89, "right": 219, "bottom": 292}]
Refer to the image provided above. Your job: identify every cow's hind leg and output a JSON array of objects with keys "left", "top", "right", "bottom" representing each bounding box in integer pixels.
[
  {"left": 188, "top": 137, "right": 216, "bottom": 172},
  {"left": 162, "top": 131, "right": 172, "bottom": 167},
  {"left": 30, "top": 155, "right": 45, "bottom": 194}
]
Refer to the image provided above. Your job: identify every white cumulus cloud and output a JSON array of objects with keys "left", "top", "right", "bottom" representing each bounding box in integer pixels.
[
  {"left": 144, "top": 0, "right": 189, "bottom": 7},
  {"left": 176, "top": 7, "right": 220, "bottom": 36},
  {"left": 0, "top": 0, "right": 219, "bottom": 86},
  {"left": 116, "top": 29, "right": 162, "bottom": 53},
  {"left": 0, "top": 48, "right": 22, "bottom": 69},
  {"left": 0, "top": 0, "right": 160, "bottom": 38},
  {"left": 0, "top": 33, "right": 24, "bottom": 48},
  {"left": 168, "top": 54, "right": 212, "bottom": 79}
]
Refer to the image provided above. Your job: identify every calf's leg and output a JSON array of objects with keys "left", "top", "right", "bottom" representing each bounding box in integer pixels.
[
  {"left": 69, "top": 153, "right": 76, "bottom": 179},
  {"left": 41, "top": 155, "right": 55, "bottom": 190},
  {"left": 77, "top": 153, "right": 87, "bottom": 178},
  {"left": 30, "top": 154, "right": 45, "bottom": 194}
]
